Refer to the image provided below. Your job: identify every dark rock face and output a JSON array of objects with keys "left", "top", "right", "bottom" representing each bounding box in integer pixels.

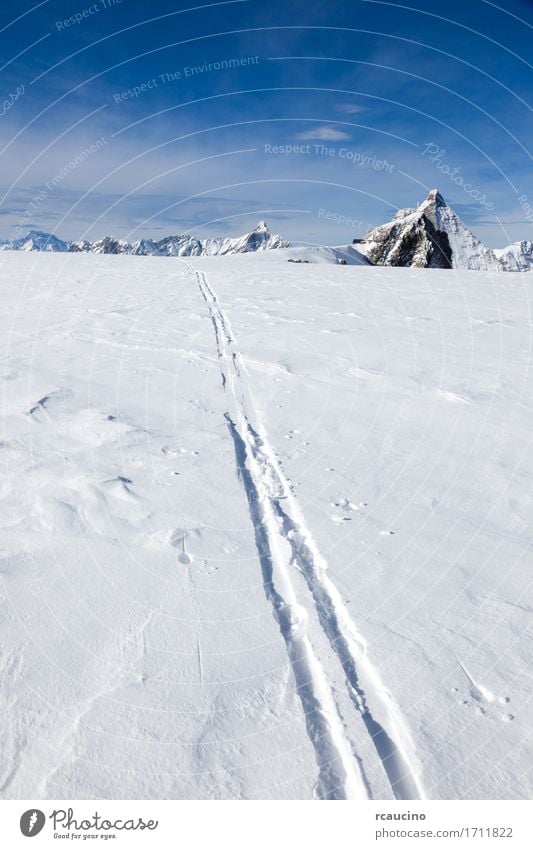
[
  {"left": 424, "top": 219, "right": 453, "bottom": 268},
  {"left": 364, "top": 213, "right": 452, "bottom": 269}
]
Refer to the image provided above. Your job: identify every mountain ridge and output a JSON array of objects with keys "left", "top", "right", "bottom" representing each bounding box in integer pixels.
[
  {"left": 1, "top": 196, "right": 530, "bottom": 271},
  {"left": 0, "top": 221, "right": 287, "bottom": 257}
]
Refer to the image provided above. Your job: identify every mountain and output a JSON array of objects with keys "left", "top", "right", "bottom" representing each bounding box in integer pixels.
[
  {"left": 2, "top": 208, "right": 530, "bottom": 272},
  {"left": 1, "top": 222, "right": 288, "bottom": 257},
  {"left": 69, "top": 236, "right": 133, "bottom": 255},
  {"left": 0, "top": 230, "right": 70, "bottom": 252},
  {"left": 357, "top": 190, "right": 503, "bottom": 271},
  {"left": 493, "top": 240, "right": 533, "bottom": 272}
]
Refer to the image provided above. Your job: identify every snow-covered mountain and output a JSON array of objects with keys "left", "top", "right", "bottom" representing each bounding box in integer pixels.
[
  {"left": 0, "top": 230, "right": 70, "bottom": 252},
  {"left": 358, "top": 190, "right": 503, "bottom": 271},
  {"left": 0, "top": 222, "right": 288, "bottom": 257},
  {"left": 69, "top": 236, "right": 131, "bottom": 255},
  {"left": 493, "top": 240, "right": 533, "bottom": 272},
  {"left": 2, "top": 206, "right": 530, "bottom": 272}
]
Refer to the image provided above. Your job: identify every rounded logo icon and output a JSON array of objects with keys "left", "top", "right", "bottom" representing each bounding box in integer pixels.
[{"left": 20, "top": 810, "right": 46, "bottom": 837}]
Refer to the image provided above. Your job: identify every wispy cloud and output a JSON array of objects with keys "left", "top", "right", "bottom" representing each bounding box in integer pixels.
[
  {"left": 336, "top": 103, "right": 365, "bottom": 114},
  {"left": 296, "top": 125, "right": 351, "bottom": 141}
]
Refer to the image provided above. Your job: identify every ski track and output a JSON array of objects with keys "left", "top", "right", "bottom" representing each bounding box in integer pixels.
[{"left": 189, "top": 262, "right": 424, "bottom": 801}]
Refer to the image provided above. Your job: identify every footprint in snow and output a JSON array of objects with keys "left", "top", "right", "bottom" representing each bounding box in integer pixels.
[
  {"left": 162, "top": 445, "right": 199, "bottom": 457},
  {"left": 334, "top": 498, "right": 358, "bottom": 512},
  {"left": 284, "top": 429, "right": 302, "bottom": 439},
  {"left": 102, "top": 476, "right": 138, "bottom": 501},
  {"left": 455, "top": 665, "right": 514, "bottom": 722},
  {"left": 196, "top": 559, "right": 218, "bottom": 575},
  {"left": 27, "top": 388, "right": 72, "bottom": 420},
  {"left": 330, "top": 498, "right": 358, "bottom": 523}
]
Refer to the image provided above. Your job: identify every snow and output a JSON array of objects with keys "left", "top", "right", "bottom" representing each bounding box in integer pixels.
[
  {"left": 255, "top": 244, "right": 371, "bottom": 265},
  {"left": 494, "top": 241, "right": 533, "bottom": 272},
  {"left": 0, "top": 250, "right": 531, "bottom": 800},
  {"left": 426, "top": 191, "right": 501, "bottom": 272}
]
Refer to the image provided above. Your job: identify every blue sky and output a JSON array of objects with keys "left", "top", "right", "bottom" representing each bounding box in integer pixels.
[{"left": 1, "top": 0, "right": 532, "bottom": 246}]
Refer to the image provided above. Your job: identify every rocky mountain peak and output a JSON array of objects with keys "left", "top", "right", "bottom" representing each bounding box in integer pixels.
[{"left": 358, "top": 190, "right": 501, "bottom": 271}]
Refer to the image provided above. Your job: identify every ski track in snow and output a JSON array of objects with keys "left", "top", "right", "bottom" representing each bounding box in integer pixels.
[{"left": 189, "top": 262, "right": 425, "bottom": 801}]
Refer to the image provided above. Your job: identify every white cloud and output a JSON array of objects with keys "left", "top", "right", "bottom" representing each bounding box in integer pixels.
[
  {"left": 336, "top": 103, "right": 365, "bottom": 114},
  {"left": 296, "top": 125, "right": 351, "bottom": 141}
]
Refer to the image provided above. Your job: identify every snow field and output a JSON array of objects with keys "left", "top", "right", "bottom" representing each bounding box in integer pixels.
[{"left": 0, "top": 251, "right": 531, "bottom": 799}]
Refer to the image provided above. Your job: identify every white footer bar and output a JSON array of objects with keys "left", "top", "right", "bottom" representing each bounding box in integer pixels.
[{"left": 1, "top": 799, "right": 531, "bottom": 848}]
